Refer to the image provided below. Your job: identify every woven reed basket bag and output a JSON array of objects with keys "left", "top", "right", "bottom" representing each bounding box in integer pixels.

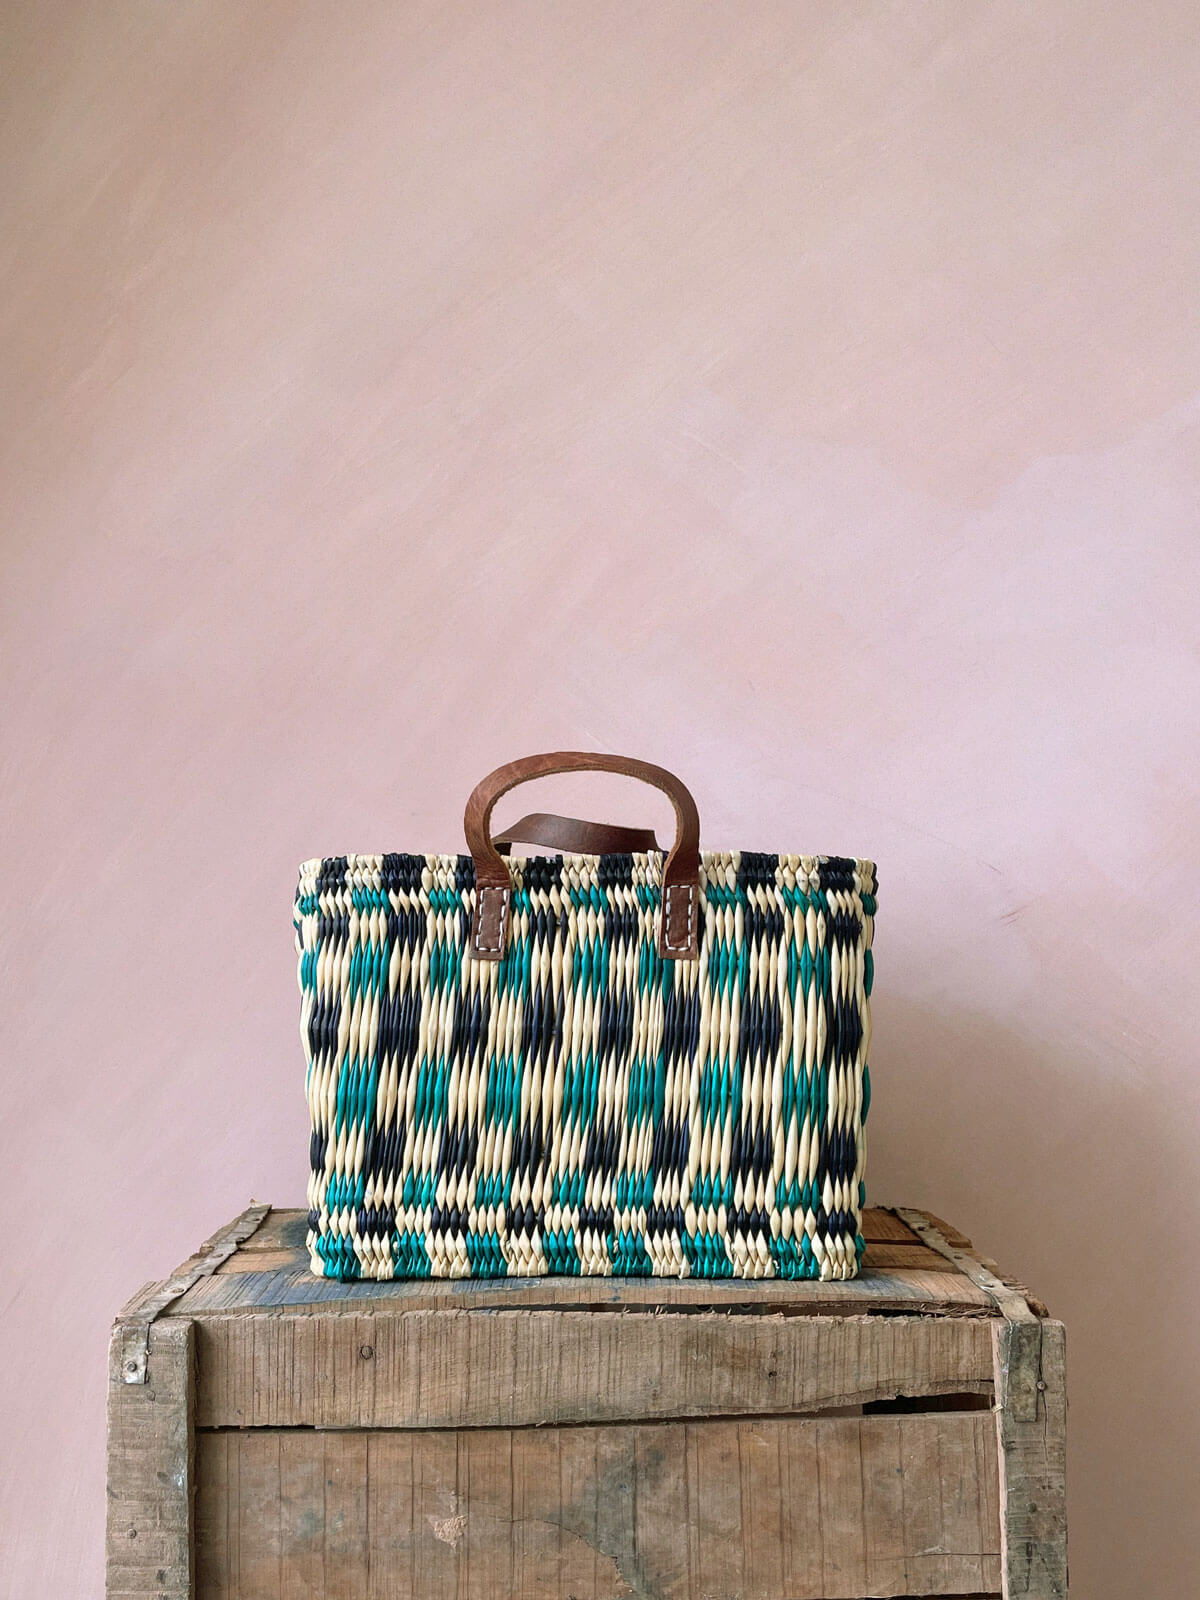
[{"left": 296, "top": 752, "right": 877, "bottom": 1282}]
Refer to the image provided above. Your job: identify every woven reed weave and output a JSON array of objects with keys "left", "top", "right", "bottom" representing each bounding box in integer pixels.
[{"left": 297, "top": 850, "right": 876, "bottom": 1281}]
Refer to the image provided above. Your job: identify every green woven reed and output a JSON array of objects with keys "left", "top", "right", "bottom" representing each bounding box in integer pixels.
[{"left": 297, "top": 850, "right": 876, "bottom": 1281}]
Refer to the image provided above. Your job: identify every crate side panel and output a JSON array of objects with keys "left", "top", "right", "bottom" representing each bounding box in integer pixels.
[
  {"left": 195, "top": 1310, "right": 995, "bottom": 1430},
  {"left": 195, "top": 1415, "right": 1001, "bottom": 1600}
]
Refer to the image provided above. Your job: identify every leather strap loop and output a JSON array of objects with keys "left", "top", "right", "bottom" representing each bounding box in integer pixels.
[
  {"left": 465, "top": 753, "right": 701, "bottom": 962},
  {"left": 493, "top": 812, "right": 660, "bottom": 857}
]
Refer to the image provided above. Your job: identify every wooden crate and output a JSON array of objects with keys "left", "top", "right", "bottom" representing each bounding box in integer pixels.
[{"left": 107, "top": 1206, "right": 1066, "bottom": 1600}]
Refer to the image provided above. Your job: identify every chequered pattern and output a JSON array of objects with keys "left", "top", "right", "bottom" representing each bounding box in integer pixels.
[{"left": 296, "top": 850, "right": 876, "bottom": 1281}]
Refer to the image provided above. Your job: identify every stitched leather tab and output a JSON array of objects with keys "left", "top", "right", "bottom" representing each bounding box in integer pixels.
[
  {"left": 661, "top": 881, "right": 699, "bottom": 960},
  {"left": 471, "top": 884, "right": 510, "bottom": 961}
]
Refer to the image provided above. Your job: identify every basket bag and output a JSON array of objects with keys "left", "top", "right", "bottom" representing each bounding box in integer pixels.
[{"left": 296, "top": 752, "right": 877, "bottom": 1282}]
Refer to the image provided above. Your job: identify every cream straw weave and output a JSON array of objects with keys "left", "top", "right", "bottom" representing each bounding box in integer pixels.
[{"left": 297, "top": 848, "right": 876, "bottom": 1282}]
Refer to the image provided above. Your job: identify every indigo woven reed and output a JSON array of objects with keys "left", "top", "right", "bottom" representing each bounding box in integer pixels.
[{"left": 297, "top": 845, "right": 877, "bottom": 1283}]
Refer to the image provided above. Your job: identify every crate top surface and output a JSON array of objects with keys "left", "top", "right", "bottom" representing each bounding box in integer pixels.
[{"left": 117, "top": 1205, "right": 1047, "bottom": 1326}]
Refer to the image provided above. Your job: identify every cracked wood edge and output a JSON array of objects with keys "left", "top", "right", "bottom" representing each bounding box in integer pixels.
[
  {"left": 893, "top": 1207, "right": 1040, "bottom": 1327},
  {"left": 194, "top": 1308, "right": 996, "bottom": 1430},
  {"left": 113, "top": 1203, "right": 271, "bottom": 1383},
  {"left": 992, "top": 1319, "right": 1068, "bottom": 1598}
]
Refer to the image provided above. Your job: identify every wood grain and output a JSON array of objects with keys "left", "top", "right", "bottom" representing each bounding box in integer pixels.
[
  {"left": 194, "top": 1308, "right": 996, "bottom": 1429},
  {"left": 993, "top": 1320, "right": 1068, "bottom": 1599},
  {"left": 195, "top": 1415, "right": 1002, "bottom": 1599},
  {"left": 908, "top": 1211, "right": 973, "bottom": 1249},
  {"left": 179, "top": 1260, "right": 992, "bottom": 1317},
  {"left": 105, "top": 1318, "right": 194, "bottom": 1599}
]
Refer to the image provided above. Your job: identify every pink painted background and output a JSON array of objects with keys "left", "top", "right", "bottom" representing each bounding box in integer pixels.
[{"left": 3, "top": 4, "right": 1199, "bottom": 1596}]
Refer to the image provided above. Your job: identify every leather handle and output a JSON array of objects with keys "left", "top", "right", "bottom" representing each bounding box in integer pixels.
[
  {"left": 465, "top": 752, "right": 701, "bottom": 962},
  {"left": 493, "top": 812, "right": 660, "bottom": 857}
]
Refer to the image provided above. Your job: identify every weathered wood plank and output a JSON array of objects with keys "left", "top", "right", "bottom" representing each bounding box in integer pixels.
[
  {"left": 228, "top": 1207, "right": 304, "bottom": 1252},
  {"left": 865, "top": 1240, "right": 952, "bottom": 1270},
  {"left": 864, "top": 1206, "right": 926, "bottom": 1243},
  {"left": 194, "top": 1416, "right": 1001, "bottom": 1599},
  {"left": 912, "top": 1210, "right": 973, "bottom": 1249},
  {"left": 114, "top": 1203, "right": 271, "bottom": 1382},
  {"left": 974, "top": 1252, "right": 1052, "bottom": 1320},
  {"left": 215, "top": 1248, "right": 305, "bottom": 1274},
  {"left": 178, "top": 1262, "right": 992, "bottom": 1318},
  {"left": 993, "top": 1320, "right": 1068, "bottom": 1599},
  {"left": 195, "top": 1309, "right": 995, "bottom": 1429},
  {"left": 895, "top": 1208, "right": 1038, "bottom": 1328},
  {"left": 323, "top": 1431, "right": 370, "bottom": 1600},
  {"left": 815, "top": 1395, "right": 869, "bottom": 1595},
  {"left": 860, "top": 1413, "right": 905, "bottom": 1591},
  {"left": 192, "top": 1431, "right": 228, "bottom": 1598},
  {"left": 106, "top": 1317, "right": 194, "bottom": 1599}
]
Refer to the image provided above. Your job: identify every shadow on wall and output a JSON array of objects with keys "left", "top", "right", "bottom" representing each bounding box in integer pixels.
[{"left": 870, "top": 994, "right": 1198, "bottom": 1600}]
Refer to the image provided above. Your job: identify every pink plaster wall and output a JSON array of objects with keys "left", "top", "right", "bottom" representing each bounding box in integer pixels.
[{"left": 3, "top": 4, "right": 1199, "bottom": 1595}]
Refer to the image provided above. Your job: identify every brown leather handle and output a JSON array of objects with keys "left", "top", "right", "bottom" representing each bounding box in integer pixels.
[
  {"left": 493, "top": 812, "right": 660, "bottom": 857},
  {"left": 465, "top": 753, "right": 701, "bottom": 962}
]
